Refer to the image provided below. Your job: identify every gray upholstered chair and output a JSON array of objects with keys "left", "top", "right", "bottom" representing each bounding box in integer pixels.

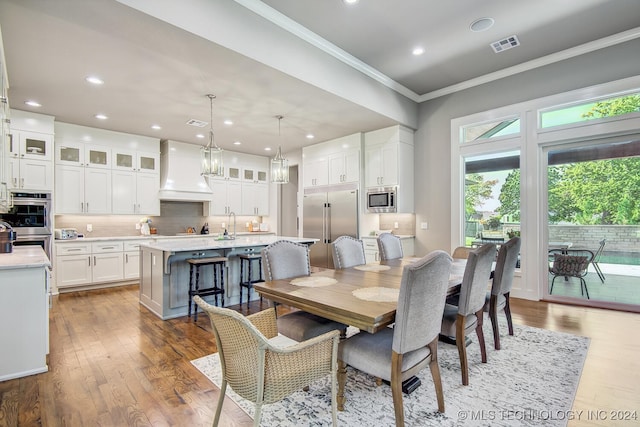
[
  {"left": 484, "top": 236, "right": 521, "bottom": 350},
  {"left": 338, "top": 250, "right": 452, "bottom": 425},
  {"left": 376, "top": 232, "right": 403, "bottom": 260},
  {"left": 193, "top": 296, "right": 340, "bottom": 427},
  {"left": 441, "top": 243, "right": 496, "bottom": 385},
  {"left": 451, "top": 246, "right": 473, "bottom": 260},
  {"left": 261, "top": 240, "right": 347, "bottom": 341},
  {"left": 331, "top": 235, "right": 366, "bottom": 269}
]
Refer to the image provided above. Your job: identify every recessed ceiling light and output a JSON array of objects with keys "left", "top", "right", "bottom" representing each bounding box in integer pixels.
[
  {"left": 343, "top": 0, "right": 359, "bottom": 4},
  {"left": 265, "top": 147, "right": 272, "bottom": 151},
  {"left": 151, "top": 124, "right": 161, "bottom": 130},
  {"left": 306, "top": 134, "right": 314, "bottom": 139},
  {"left": 470, "top": 17, "right": 495, "bottom": 32},
  {"left": 233, "top": 141, "right": 241, "bottom": 145},
  {"left": 85, "top": 76, "right": 104, "bottom": 85},
  {"left": 412, "top": 47, "right": 425, "bottom": 56},
  {"left": 224, "top": 119, "right": 233, "bottom": 126},
  {"left": 196, "top": 134, "right": 205, "bottom": 139},
  {"left": 95, "top": 114, "right": 108, "bottom": 120},
  {"left": 24, "top": 100, "right": 41, "bottom": 107}
]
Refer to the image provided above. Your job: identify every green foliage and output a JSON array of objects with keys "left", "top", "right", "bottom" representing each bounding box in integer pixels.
[
  {"left": 497, "top": 169, "right": 521, "bottom": 221},
  {"left": 464, "top": 173, "right": 497, "bottom": 218},
  {"left": 581, "top": 94, "right": 640, "bottom": 119}
]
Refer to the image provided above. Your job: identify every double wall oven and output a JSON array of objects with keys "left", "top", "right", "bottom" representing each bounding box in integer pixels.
[{"left": 0, "top": 192, "right": 51, "bottom": 257}]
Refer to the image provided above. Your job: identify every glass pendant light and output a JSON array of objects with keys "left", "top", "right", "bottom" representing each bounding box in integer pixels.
[
  {"left": 201, "top": 94, "right": 224, "bottom": 177},
  {"left": 271, "top": 115, "right": 289, "bottom": 184}
]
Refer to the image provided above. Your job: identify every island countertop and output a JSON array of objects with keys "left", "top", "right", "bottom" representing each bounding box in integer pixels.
[
  {"left": 0, "top": 246, "right": 51, "bottom": 270},
  {"left": 138, "top": 235, "right": 318, "bottom": 253}
]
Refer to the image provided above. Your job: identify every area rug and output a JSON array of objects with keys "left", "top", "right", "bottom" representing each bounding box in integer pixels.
[{"left": 191, "top": 318, "right": 589, "bottom": 426}]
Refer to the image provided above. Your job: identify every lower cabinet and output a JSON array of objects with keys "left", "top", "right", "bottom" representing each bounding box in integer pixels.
[
  {"left": 55, "top": 240, "right": 139, "bottom": 291},
  {"left": 362, "top": 236, "right": 415, "bottom": 264}
]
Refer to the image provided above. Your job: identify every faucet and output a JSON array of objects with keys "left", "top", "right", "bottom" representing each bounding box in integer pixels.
[{"left": 228, "top": 211, "right": 236, "bottom": 239}]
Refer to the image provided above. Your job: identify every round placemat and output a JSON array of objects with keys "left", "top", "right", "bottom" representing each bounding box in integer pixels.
[
  {"left": 353, "top": 264, "right": 391, "bottom": 272},
  {"left": 352, "top": 287, "right": 399, "bottom": 302},
  {"left": 289, "top": 276, "right": 338, "bottom": 287}
]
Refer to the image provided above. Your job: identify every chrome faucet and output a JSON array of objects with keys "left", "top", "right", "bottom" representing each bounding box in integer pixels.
[{"left": 228, "top": 211, "right": 236, "bottom": 239}]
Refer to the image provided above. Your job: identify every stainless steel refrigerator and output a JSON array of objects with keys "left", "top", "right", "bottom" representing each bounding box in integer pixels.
[{"left": 303, "top": 189, "right": 358, "bottom": 268}]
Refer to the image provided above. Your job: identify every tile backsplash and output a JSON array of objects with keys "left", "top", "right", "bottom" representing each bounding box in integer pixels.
[
  {"left": 55, "top": 201, "right": 261, "bottom": 237},
  {"left": 378, "top": 213, "right": 416, "bottom": 236}
]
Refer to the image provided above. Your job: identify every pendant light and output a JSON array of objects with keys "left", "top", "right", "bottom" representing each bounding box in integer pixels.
[
  {"left": 201, "top": 94, "right": 224, "bottom": 177},
  {"left": 271, "top": 115, "right": 289, "bottom": 184}
]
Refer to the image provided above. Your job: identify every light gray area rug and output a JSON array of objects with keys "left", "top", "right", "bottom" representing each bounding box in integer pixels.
[{"left": 191, "top": 318, "right": 589, "bottom": 426}]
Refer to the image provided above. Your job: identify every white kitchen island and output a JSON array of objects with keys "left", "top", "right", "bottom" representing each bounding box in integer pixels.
[
  {"left": 0, "top": 247, "right": 51, "bottom": 381},
  {"left": 138, "top": 235, "right": 317, "bottom": 319}
]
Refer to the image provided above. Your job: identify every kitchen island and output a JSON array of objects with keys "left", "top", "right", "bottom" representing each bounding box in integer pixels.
[
  {"left": 138, "top": 235, "right": 317, "bottom": 319},
  {"left": 0, "top": 247, "right": 51, "bottom": 381}
]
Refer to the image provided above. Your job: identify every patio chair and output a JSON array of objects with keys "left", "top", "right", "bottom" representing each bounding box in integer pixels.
[
  {"left": 376, "top": 232, "right": 403, "bottom": 260},
  {"left": 592, "top": 239, "right": 606, "bottom": 283},
  {"left": 549, "top": 249, "right": 594, "bottom": 299},
  {"left": 193, "top": 296, "right": 340, "bottom": 427}
]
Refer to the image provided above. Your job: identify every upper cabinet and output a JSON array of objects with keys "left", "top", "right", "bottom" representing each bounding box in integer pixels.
[
  {"left": 7, "top": 111, "right": 55, "bottom": 193},
  {"left": 303, "top": 133, "right": 362, "bottom": 190},
  {"left": 364, "top": 125, "right": 414, "bottom": 213}
]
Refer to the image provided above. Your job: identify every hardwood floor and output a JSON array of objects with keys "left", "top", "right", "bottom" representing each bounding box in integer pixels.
[{"left": 1, "top": 285, "right": 639, "bottom": 426}]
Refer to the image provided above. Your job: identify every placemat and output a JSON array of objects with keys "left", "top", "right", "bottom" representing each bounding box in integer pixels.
[
  {"left": 352, "top": 287, "right": 399, "bottom": 302},
  {"left": 289, "top": 276, "right": 338, "bottom": 287},
  {"left": 353, "top": 264, "right": 391, "bottom": 272}
]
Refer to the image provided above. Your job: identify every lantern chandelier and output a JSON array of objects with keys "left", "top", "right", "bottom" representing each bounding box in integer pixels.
[
  {"left": 270, "top": 115, "right": 289, "bottom": 184},
  {"left": 201, "top": 94, "right": 224, "bottom": 177}
]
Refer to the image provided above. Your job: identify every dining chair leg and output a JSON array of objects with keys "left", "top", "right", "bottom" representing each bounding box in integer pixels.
[
  {"left": 337, "top": 360, "right": 347, "bottom": 411},
  {"left": 581, "top": 278, "right": 590, "bottom": 299},
  {"left": 427, "top": 338, "right": 445, "bottom": 413},
  {"left": 489, "top": 295, "right": 501, "bottom": 350},
  {"left": 390, "top": 352, "right": 405, "bottom": 427},
  {"left": 253, "top": 403, "right": 263, "bottom": 427},
  {"left": 475, "top": 309, "right": 487, "bottom": 364},
  {"left": 504, "top": 293, "right": 514, "bottom": 336},
  {"left": 213, "top": 379, "right": 227, "bottom": 427},
  {"left": 456, "top": 314, "right": 469, "bottom": 386}
]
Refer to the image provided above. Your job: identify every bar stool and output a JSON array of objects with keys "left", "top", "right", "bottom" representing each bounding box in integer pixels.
[
  {"left": 238, "top": 253, "right": 263, "bottom": 306},
  {"left": 187, "top": 256, "right": 227, "bottom": 321}
]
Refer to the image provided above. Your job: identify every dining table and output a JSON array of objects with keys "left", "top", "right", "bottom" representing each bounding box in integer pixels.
[{"left": 253, "top": 256, "right": 467, "bottom": 334}]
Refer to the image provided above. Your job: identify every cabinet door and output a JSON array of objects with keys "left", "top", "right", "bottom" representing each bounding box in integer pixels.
[
  {"left": 124, "top": 251, "right": 140, "bottom": 279},
  {"left": 85, "top": 145, "right": 110, "bottom": 169},
  {"left": 17, "top": 131, "right": 53, "bottom": 161},
  {"left": 7, "top": 157, "right": 19, "bottom": 191},
  {"left": 85, "top": 168, "right": 112, "bottom": 214},
  {"left": 56, "top": 254, "right": 92, "bottom": 288},
  {"left": 364, "top": 145, "right": 382, "bottom": 187},
  {"left": 112, "top": 170, "right": 137, "bottom": 214},
  {"left": 380, "top": 142, "right": 398, "bottom": 186},
  {"left": 20, "top": 159, "right": 53, "bottom": 191},
  {"left": 256, "top": 184, "right": 269, "bottom": 216},
  {"left": 137, "top": 152, "right": 159, "bottom": 174},
  {"left": 92, "top": 252, "right": 124, "bottom": 283},
  {"left": 344, "top": 150, "right": 360, "bottom": 183},
  {"left": 303, "top": 158, "right": 328, "bottom": 188},
  {"left": 242, "top": 183, "right": 268, "bottom": 215},
  {"left": 55, "top": 165, "right": 84, "bottom": 214},
  {"left": 227, "top": 181, "right": 242, "bottom": 214},
  {"left": 328, "top": 153, "right": 345, "bottom": 185},
  {"left": 56, "top": 142, "right": 84, "bottom": 166},
  {"left": 208, "top": 179, "right": 229, "bottom": 215},
  {"left": 136, "top": 173, "right": 160, "bottom": 215}
]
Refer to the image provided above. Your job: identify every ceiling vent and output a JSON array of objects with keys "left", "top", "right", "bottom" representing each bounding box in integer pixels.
[
  {"left": 186, "top": 118, "right": 208, "bottom": 127},
  {"left": 490, "top": 35, "right": 520, "bottom": 53}
]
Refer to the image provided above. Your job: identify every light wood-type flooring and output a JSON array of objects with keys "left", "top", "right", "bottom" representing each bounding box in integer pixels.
[{"left": 1, "top": 284, "right": 639, "bottom": 427}]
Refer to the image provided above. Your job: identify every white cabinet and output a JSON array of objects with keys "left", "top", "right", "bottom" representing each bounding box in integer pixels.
[
  {"left": 242, "top": 167, "right": 268, "bottom": 184},
  {"left": 56, "top": 142, "right": 110, "bottom": 168},
  {"left": 112, "top": 170, "right": 160, "bottom": 215},
  {"left": 55, "top": 240, "right": 132, "bottom": 290},
  {"left": 7, "top": 131, "right": 54, "bottom": 191},
  {"left": 329, "top": 149, "right": 360, "bottom": 184},
  {"left": 303, "top": 157, "right": 329, "bottom": 188},
  {"left": 124, "top": 241, "right": 141, "bottom": 280},
  {"left": 207, "top": 178, "right": 242, "bottom": 215},
  {"left": 55, "top": 165, "right": 112, "bottom": 214},
  {"left": 112, "top": 149, "right": 159, "bottom": 175},
  {"left": 242, "top": 182, "right": 269, "bottom": 216},
  {"left": 364, "top": 125, "right": 415, "bottom": 213},
  {"left": 362, "top": 236, "right": 415, "bottom": 264},
  {"left": 0, "top": 43, "right": 8, "bottom": 212}
]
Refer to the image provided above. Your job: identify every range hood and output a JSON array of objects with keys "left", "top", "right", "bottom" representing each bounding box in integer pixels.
[{"left": 158, "top": 140, "right": 213, "bottom": 202}]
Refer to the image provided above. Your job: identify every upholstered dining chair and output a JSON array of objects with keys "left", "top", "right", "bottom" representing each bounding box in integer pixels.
[
  {"left": 261, "top": 240, "right": 347, "bottom": 342},
  {"left": 331, "top": 235, "right": 366, "bottom": 269},
  {"left": 484, "top": 236, "right": 521, "bottom": 350},
  {"left": 193, "top": 296, "right": 340, "bottom": 427},
  {"left": 338, "top": 250, "right": 453, "bottom": 426},
  {"left": 549, "top": 249, "right": 594, "bottom": 299},
  {"left": 376, "top": 232, "right": 404, "bottom": 260},
  {"left": 441, "top": 243, "right": 496, "bottom": 386}
]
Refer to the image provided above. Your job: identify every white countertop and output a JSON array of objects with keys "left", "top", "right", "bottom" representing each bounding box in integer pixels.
[
  {"left": 54, "top": 231, "right": 274, "bottom": 244},
  {"left": 139, "top": 235, "right": 318, "bottom": 252},
  {"left": 361, "top": 235, "right": 415, "bottom": 240},
  {"left": 0, "top": 246, "right": 51, "bottom": 270}
]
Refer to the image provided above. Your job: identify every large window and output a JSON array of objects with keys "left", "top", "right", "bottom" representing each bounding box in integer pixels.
[{"left": 540, "top": 92, "right": 640, "bottom": 129}]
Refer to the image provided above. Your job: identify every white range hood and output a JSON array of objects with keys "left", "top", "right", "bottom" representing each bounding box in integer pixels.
[{"left": 158, "top": 140, "right": 212, "bottom": 202}]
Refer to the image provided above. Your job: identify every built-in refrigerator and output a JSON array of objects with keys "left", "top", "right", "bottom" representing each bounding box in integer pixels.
[{"left": 303, "top": 188, "right": 358, "bottom": 268}]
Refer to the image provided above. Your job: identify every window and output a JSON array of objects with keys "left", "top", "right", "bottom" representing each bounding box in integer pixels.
[
  {"left": 540, "top": 92, "right": 640, "bottom": 129},
  {"left": 461, "top": 117, "right": 520, "bottom": 143}
]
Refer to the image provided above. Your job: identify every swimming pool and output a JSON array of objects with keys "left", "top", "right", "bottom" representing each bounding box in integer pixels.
[{"left": 599, "top": 251, "right": 640, "bottom": 266}]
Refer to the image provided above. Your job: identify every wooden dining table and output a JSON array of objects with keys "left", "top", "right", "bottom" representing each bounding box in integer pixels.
[{"left": 253, "top": 256, "right": 466, "bottom": 334}]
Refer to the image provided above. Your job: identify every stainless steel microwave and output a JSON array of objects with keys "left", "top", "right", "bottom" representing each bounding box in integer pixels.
[{"left": 366, "top": 187, "right": 397, "bottom": 213}]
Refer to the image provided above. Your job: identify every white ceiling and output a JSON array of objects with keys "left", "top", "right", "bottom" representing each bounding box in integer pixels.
[{"left": 1, "top": 0, "right": 639, "bottom": 157}]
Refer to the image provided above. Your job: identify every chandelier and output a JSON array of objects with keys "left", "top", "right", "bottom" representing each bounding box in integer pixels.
[
  {"left": 271, "top": 115, "right": 289, "bottom": 184},
  {"left": 201, "top": 94, "right": 224, "bottom": 177}
]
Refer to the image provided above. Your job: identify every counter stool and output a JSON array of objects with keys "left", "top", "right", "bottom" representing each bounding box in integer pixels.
[
  {"left": 238, "top": 253, "right": 264, "bottom": 306},
  {"left": 187, "top": 256, "right": 227, "bottom": 322}
]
